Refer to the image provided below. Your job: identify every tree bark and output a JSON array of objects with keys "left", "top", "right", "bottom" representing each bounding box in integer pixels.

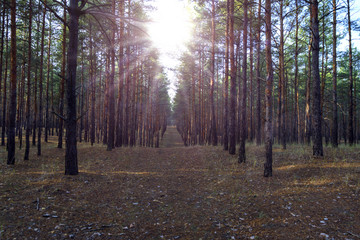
[
  {"left": 107, "top": 0, "right": 116, "bottom": 151},
  {"left": 45, "top": 14, "right": 52, "bottom": 143},
  {"left": 264, "top": 0, "right": 273, "bottom": 177},
  {"left": 115, "top": 0, "right": 125, "bottom": 147},
  {"left": 223, "top": 0, "right": 229, "bottom": 150},
  {"left": 279, "top": 0, "right": 286, "bottom": 150},
  {"left": 24, "top": 0, "right": 32, "bottom": 160},
  {"left": 310, "top": 0, "right": 323, "bottom": 156},
  {"left": 89, "top": 23, "right": 96, "bottom": 146},
  {"left": 305, "top": 35, "right": 312, "bottom": 145},
  {"left": 239, "top": 0, "right": 248, "bottom": 163},
  {"left": 347, "top": 0, "right": 354, "bottom": 146},
  {"left": 65, "top": 0, "right": 80, "bottom": 175},
  {"left": 295, "top": 0, "right": 301, "bottom": 143},
  {"left": 1, "top": 12, "right": 8, "bottom": 147},
  {"left": 7, "top": 0, "right": 16, "bottom": 164},
  {"left": 210, "top": 0, "right": 217, "bottom": 146},
  {"left": 256, "top": 0, "right": 262, "bottom": 146},
  {"left": 229, "top": 0, "right": 236, "bottom": 155},
  {"left": 37, "top": 2, "right": 46, "bottom": 156},
  {"left": 58, "top": 7, "right": 66, "bottom": 149},
  {"left": 0, "top": 5, "right": 5, "bottom": 145}
]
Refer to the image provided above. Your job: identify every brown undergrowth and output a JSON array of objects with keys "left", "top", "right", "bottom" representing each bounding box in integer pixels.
[{"left": 0, "top": 127, "right": 359, "bottom": 239}]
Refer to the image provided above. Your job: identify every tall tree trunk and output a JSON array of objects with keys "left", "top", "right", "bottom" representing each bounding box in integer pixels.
[
  {"left": 279, "top": 0, "right": 286, "bottom": 150},
  {"left": 295, "top": 0, "right": 301, "bottom": 143},
  {"left": 347, "top": 0, "right": 354, "bottom": 146},
  {"left": 37, "top": 2, "right": 46, "bottom": 156},
  {"left": 65, "top": 0, "right": 81, "bottom": 175},
  {"left": 249, "top": 10, "right": 254, "bottom": 142},
  {"left": 24, "top": 0, "right": 32, "bottom": 160},
  {"left": 78, "top": 48, "right": 84, "bottom": 142},
  {"left": 1, "top": 12, "right": 8, "bottom": 147},
  {"left": 115, "top": 0, "right": 124, "bottom": 147},
  {"left": 210, "top": 0, "right": 217, "bottom": 146},
  {"left": 107, "top": 0, "right": 116, "bottom": 151},
  {"left": 229, "top": 0, "right": 236, "bottom": 155},
  {"left": 45, "top": 14, "right": 52, "bottom": 143},
  {"left": 223, "top": 0, "right": 229, "bottom": 150},
  {"left": 0, "top": 5, "right": 5, "bottom": 142},
  {"left": 264, "top": 0, "right": 273, "bottom": 177},
  {"left": 7, "top": 0, "right": 16, "bottom": 164},
  {"left": 311, "top": 0, "right": 323, "bottom": 156},
  {"left": 239, "top": 0, "right": 248, "bottom": 163},
  {"left": 90, "top": 23, "right": 96, "bottom": 146},
  {"left": 305, "top": 35, "right": 312, "bottom": 145},
  {"left": 103, "top": 54, "right": 109, "bottom": 145},
  {"left": 256, "top": 0, "right": 262, "bottom": 146},
  {"left": 58, "top": 7, "right": 66, "bottom": 149}
]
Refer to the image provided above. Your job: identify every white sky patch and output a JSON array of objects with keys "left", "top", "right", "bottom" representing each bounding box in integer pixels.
[{"left": 147, "top": 0, "right": 194, "bottom": 100}]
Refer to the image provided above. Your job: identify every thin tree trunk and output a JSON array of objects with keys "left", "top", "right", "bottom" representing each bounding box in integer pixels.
[
  {"left": 24, "top": 0, "right": 32, "bottom": 160},
  {"left": 239, "top": 0, "right": 248, "bottom": 163},
  {"left": 264, "top": 0, "right": 273, "bottom": 177},
  {"left": 37, "top": 3, "right": 46, "bottom": 156},
  {"left": 115, "top": 0, "right": 124, "bottom": 147},
  {"left": 1, "top": 13, "right": 8, "bottom": 147},
  {"left": 90, "top": 23, "right": 96, "bottom": 146},
  {"left": 7, "top": 0, "right": 16, "bottom": 164},
  {"left": 256, "top": 0, "right": 262, "bottom": 146},
  {"left": 249, "top": 10, "right": 254, "bottom": 142},
  {"left": 347, "top": 0, "right": 354, "bottom": 145},
  {"left": 58, "top": 7, "right": 66, "bottom": 149},
  {"left": 0, "top": 6, "right": 6, "bottom": 141},
  {"left": 279, "top": 0, "right": 286, "bottom": 150},
  {"left": 45, "top": 14, "right": 52, "bottom": 143},
  {"left": 229, "top": 0, "right": 236, "bottom": 154},
  {"left": 295, "top": 0, "right": 301, "bottom": 143},
  {"left": 107, "top": 0, "right": 116, "bottom": 150},
  {"left": 223, "top": 0, "right": 229, "bottom": 150},
  {"left": 305, "top": 35, "right": 312, "bottom": 145},
  {"left": 210, "top": 0, "right": 217, "bottom": 146}
]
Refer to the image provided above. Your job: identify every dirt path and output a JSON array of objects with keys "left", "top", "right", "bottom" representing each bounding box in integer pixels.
[
  {"left": 160, "top": 126, "right": 184, "bottom": 148},
  {"left": 1, "top": 132, "right": 359, "bottom": 239}
]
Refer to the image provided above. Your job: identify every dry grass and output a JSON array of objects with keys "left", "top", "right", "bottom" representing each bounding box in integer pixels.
[{"left": 0, "top": 128, "right": 359, "bottom": 239}]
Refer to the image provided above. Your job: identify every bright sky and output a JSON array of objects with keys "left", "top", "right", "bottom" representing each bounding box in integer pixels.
[
  {"left": 338, "top": 0, "right": 360, "bottom": 51},
  {"left": 147, "top": 0, "right": 194, "bottom": 100}
]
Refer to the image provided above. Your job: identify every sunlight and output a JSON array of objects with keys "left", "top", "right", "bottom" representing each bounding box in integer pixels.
[{"left": 148, "top": 0, "right": 193, "bottom": 55}]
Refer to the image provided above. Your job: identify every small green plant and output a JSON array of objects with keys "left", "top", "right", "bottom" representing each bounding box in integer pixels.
[{"left": 258, "top": 211, "right": 267, "bottom": 219}]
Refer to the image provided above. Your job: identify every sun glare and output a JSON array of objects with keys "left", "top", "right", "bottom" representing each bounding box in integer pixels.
[{"left": 148, "top": 0, "right": 193, "bottom": 55}]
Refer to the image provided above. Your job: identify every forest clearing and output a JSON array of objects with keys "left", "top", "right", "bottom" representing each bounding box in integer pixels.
[{"left": 1, "top": 127, "right": 360, "bottom": 239}]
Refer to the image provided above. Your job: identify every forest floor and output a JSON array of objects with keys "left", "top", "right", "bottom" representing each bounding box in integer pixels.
[{"left": 1, "top": 127, "right": 360, "bottom": 240}]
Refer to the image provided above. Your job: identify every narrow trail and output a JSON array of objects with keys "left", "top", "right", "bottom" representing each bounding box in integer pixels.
[{"left": 160, "top": 126, "right": 184, "bottom": 148}]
